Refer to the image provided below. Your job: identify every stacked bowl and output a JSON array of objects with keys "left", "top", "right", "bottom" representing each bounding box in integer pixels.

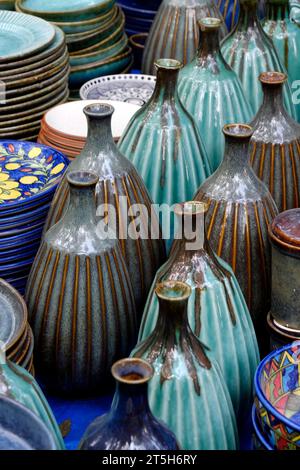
[
  {"left": 0, "top": 140, "right": 68, "bottom": 295},
  {"left": 16, "top": 0, "right": 133, "bottom": 98},
  {"left": 0, "top": 10, "right": 69, "bottom": 141}
]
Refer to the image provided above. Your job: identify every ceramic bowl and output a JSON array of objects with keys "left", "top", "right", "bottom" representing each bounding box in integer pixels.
[
  {"left": 255, "top": 342, "right": 300, "bottom": 450},
  {"left": 70, "top": 21, "right": 124, "bottom": 56},
  {"left": 251, "top": 405, "right": 273, "bottom": 450},
  {"left": 70, "top": 32, "right": 128, "bottom": 67},
  {"left": 129, "top": 33, "right": 147, "bottom": 69},
  {"left": 54, "top": 5, "right": 116, "bottom": 34}
]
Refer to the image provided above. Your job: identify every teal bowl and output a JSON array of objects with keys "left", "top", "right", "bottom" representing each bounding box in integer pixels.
[
  {"left": 70, "top": 19, "right": 124, "bottom": 56},
  {"left": 55, "top": 5, "right": 116, "bottom": 34},
  {"left": 70, "top": 33, "right": 128, "bottom": 67}
]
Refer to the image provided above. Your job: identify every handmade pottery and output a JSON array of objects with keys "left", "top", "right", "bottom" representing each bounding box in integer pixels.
[
  {"left": 118, "top": 59, "right": 212, "bottom": 250},
  {"left": 26, "top": 170, "right": 137, "bottom": 393},
  {"left": 194, "top": 124, "right": 278, "bottom": 346},
  {"left": 142, "top": 0, "right": 228, "bottom": 75},
  {"left": 250, "top": 72, "right": 300, "bottom": 212},
  {"left": 79, "top": 358, "right": 180, "bottom": 450},
  {"left": 179, "top": 17, "right": 253, "bottom": 172},
  {"left": 139, "top": 201, "right": 259, "bottom": 419},
  {"left": 221, "top": 0, "right": 297, "bottom": 118},
  {"left": 43, "top": 103, "right": 166, "bottom": 315},
  {"left": 268, "top": 209, "right": 300, "bottom": 331},
  {"left": 267, "top": 312, "right": 300, "bottom": 351},
  {"left": 251, "top": 405, "right": 274, "bottom": 450},
  {"left": 132, "top": 281, "right": 238, "bottom": 450},
  {"left": 216, "top": 0, "right": 239, "bottom": 30}
]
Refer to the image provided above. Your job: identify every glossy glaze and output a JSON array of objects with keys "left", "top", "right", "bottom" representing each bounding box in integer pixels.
[
  {"left": 132, "top": 281, "right": 238, "bottom": 450},
  {"left": 179, "top": 18, "right": 253, "bottom": 172},
  {"left": 79, "top": 358, "right": 180, "bottom": 450},
  {"left": 142, "top": 0, "right": 227, "bottom": 75}
]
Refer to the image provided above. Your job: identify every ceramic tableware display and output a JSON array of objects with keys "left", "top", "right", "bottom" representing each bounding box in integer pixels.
[
  {"left": 43, "top": 103, "right": 166, "bottom": 316},
  {"left": 38, "top": 100, "right": 141, "bottom": 160},
  {"left": 26, "top": 170, "right": 137, "bottom": 394},
  {"left": 0, "top": 141, "right": 68, "bottom": 294},
  {"left": 0, "top": 396, "right": 57, "bottom": 450},
  {"left": 79, "top": 358, "right": 180, "bottom": 450},
  {"left": 250, "top": 72, "right": 300, "bottom": 213},
  {"left": 194, "top": 124, "right": 278, "bottom": 348},
  {"left": 118, "top": 59, "right": 212, "bottom": 250},
  {"left": 178, "top": 17, "right": 253, "bottom": 172},
  {"left": 254, "top": 342, "right": 300, "bottom": 450},
  {"left": 80, "top": 74, "right": 156, "bottom": 106},
  {"left": 142, "top": 0, "right": 228, "bottom": 75},
  {"left": 221, "top": 0, "right": 297, "bottom": 118},
  {"left": 139, "top": 201, "right": 259, "bottom": 420},
  {"left": 16, "top": 0, "right": 116, "bottom": 20},
  {"left": 117, "top": 1, "right": 162, "bottom": 36},
  {"left": 132, "top": 281, "right": 238, "bottom": 450},
  {"left": 129, "top": 33, "right": 147, "bottom": 69},
  {"left": 262, "top": 0, "right": 300, "bottom": 122}
]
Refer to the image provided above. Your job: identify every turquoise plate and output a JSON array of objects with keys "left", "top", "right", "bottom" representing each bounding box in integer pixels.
[{"left": 0, "top": 11, "right": 55, "bottom": 62}]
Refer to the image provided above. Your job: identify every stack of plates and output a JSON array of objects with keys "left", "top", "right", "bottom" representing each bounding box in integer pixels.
[
  {"left": 0, "top": 11, "right": 69, "bottom": 141},
  {"left": 117, "top": 0, "right": 162, "bottom": 36},
  {"left": 0, "top": 279, "right": 34, "bottom": 374},
  {"left": 0, "top": 140, "right": 68, "bottom": 294},
  {"left": 38, "top": 100, "right": 141, "bottom": 160},
  {"left": 16, "top": 0, "right": 133, "bottom": 99}
]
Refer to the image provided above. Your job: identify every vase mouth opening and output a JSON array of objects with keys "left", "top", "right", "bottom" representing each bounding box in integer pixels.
[
  {"left": 67, "top": 171, "right": 98, "bottom": 187},
  {"left": 111, "top": 358, "right": 154, "bottom": 385},
  {"left": 154, "top": 58, "right": 183, "bottom": 71},
  {"left": 174, "top": 201, "right": 208, "bottom": 217},
  {"left": 83, "top": 103, "right": 114, "bottom": 118},
  {"left": 155, "top": 281, "right": 191, "bottom": 302},
  {"left": 259, "top": 71, "right": 287, "bottom": 86},
  {"left": 223, "top": 123, "right": 253, "bottom": 139},
  {"left": 199, "top": 17, "right": 222, "bottom": 31}
]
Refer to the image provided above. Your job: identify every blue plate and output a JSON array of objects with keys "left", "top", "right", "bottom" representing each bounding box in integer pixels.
[
  {"left": 0, "top": 204, "right": 50, "bottom": 229},
  {"left": 117, "top": 1, "right": 157, "bottom": 18},
  {"left": 0, "top": 225, "right": 43, "bottom": 248}
]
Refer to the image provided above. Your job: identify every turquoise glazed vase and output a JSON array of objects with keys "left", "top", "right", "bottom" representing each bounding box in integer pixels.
[
  {"left": 250, "top": 72, "right": 300, "bottom": 212},
  {"left": 26, "top": 171, "right": 137, "bottom": 394},
  {"left": 262, "top": 0, "right": 300, "bottom": 122},
  {"left": 142, "top": 0, "right": 228, "bottom": 75},
  {"left": 139, "top": 201, "right": 259, "bottom": 420},
  {"left": 118, "top": 59, "right": 212, "bottom": 250},
  {"left": 179, "top": 17, "right": 253, "bottom": 172},
  {"left": 0, "top": 355, "right": 64, "bottom": 450},
  {"left": 43, "top": 104, "right": 166, "bottom": 316},
  {"left": 194, "top": 124, "right": 278, "bottom": 351},
  {"left": 79, "top": 358, "right": 180, "bottom": 450},
  {"left": 221, "top": 0, "right": 297, "bottom": 118},
  {"left": 132, "top": 281, "right": 238, "bottom": 450}
]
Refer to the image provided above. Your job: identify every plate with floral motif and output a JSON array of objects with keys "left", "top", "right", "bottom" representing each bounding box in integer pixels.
[{"left": 0, "top": 140, "right": 68, "bottom": 208}]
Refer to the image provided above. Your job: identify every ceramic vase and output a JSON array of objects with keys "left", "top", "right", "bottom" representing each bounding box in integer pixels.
[
  {"left": 79, "top": 358, "right": 180, "bottom": 450},
  {"left": 132, "top": 281, "right": 238, "bottom": 450},
  {"left": 139, "top": 201, "right": 259, "bottom": 419},
  {"left": 215, "top": 0, "right": 266, "bottom": 30},
  {"left": 0, "top": 356, "right": 64, "bottom": 449},
  {"left": 250, "top": 72, "right": 300, "bottom": 212},
  {"left": 118, "top": 59, "right": 212, "bottom": 251},
  {"left": 194, "top": 124, "right": 278, "bottom": 347},
  {"left": 142, "top": 0, "right": 228, "bottom": 75},
  {"left": 221, "top": 0, "right": 297, "bottom": 118},
  {"left": 179, "top": 17, "right": 253, "bottom": 172},
  {"left": 262, "top": 0, "right": 300, "bottom": 122},
  {"left": 26, "top": 171, "right": 137, "bottom": 394},
  {"left": 43, "top": 104, "right": 166, "bottom": 316}
]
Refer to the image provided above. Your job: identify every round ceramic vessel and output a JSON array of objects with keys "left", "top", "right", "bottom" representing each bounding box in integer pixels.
[
  {"left": 251, "top": 405, "right": 273, "bottom": 450},
  {"left": 267, "top": 312, "right": 300, "bottom": 351}
]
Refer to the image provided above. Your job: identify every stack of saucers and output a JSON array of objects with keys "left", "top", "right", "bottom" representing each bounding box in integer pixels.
[
  {"left": 0, "top": 140, "right": 68, "bottom": 294},
  {"left": 38, "top": 100, "right": 141, "bottom": 160},
  {"left": 0, "top": 11, "right": 69, "bottom": 141},
  {"left": 0, "top": 279, "right": 34, "bottom": 374},
  {"left": 16, "top": 0, "right": 133, "bottom": 99}
]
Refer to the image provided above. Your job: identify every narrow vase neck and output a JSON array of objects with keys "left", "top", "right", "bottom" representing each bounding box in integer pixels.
[
  {"left": 155, "top": 295, "right": 190, "bottom": 340},
  {"left": 196, "top": 28, "right": 224, "bottom": 69},
  {"left": 110, "top": 382, "right": 151, "bottom": 419},
  {"left": 85, "top": 113, "right": 115, "bottom": 153},
  {"left": 222, "top": 138, "right": 251, "bottom": 172},
  {"left": 150, "top": 67, "right": 179, "bottom": 105},
  {"left": 236, "top": 0, "right": 261, "bottom": 29},
  {"left": 64, "top": 182, "right": 97, "bottom": 227},
  {"left": 260, "top": 83, "right": 285, "bottom": 116}
]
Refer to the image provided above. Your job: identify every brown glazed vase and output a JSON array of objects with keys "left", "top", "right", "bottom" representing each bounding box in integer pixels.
[
  {"left": 194, "top": 124, "right": 278, "bottom": 345},
  {"left": 250, "top": 72, "right": 300, "bottom": 213},
  {"left": 25, "top": 171, "right": 137, "bottom": 394},
  {"left": 42, "top": 104, "right": 166, "bottom": 317}
]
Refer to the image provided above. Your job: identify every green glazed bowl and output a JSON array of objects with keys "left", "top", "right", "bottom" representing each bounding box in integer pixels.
[
  {"left": 70, "top": 33, "right": 128, "bottom": 66},
  {"left": 70, "top": 20, "right": 124, "bottom": 56},
  {"left": 55, "top": 5, "right": 116, "bottom": 34}
]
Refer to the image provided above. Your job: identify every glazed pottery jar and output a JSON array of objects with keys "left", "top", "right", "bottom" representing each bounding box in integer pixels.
[
  {"left": 179, "top": 17, "right": 253, "bottom": 172},
  {"left": 118, "top": 59, "right": 212, "bottom": 250},
  {"left": 216, "top": 0, "right": 240, "bottom": 30},
  {"left": 26, "top": 171, "right": 137, "bottom": 394},
  {"left": 250, "top": 72, "right": 300, "bottom": 212},
  {"left": 267, "top": 312, "right": 300, "bottom": 351},
  {"left": 132, "top": 281, "right": 238, "bottom": 450},
  {"left": 194, "top": 124, "right": 278, "bottom": 344},
  {"left": 268, "top": 209, "right": 300, "bottom": 331},
  {"left": 221, "top": 0, "right": 297, "bottom": 118},
  {"left": 0, "top": 354, "right": 64, "bottom": 450},
  {"left": 142, "top": 0, "right": 228, "bottom": 75},
  {"left": 139, "top": 201, "right": 259, "bottom": 419},
  {"left": 262, "top": 0, "right": 300, "bottom": 122},
  {"left": 79, "top": 358, "right": 180, "bottom": 450},
  {"left": 43, "top": 104, "right": 166, "bottom": 316}
]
